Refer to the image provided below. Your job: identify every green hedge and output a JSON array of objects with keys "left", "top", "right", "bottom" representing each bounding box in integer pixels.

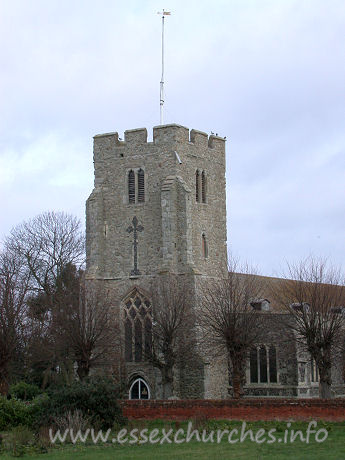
[
  {"left": 39, "top": 377, "right": 126, "bottom": 429},
  {"left": 0, "top": 378, "right": 126, "bottom": 431}
]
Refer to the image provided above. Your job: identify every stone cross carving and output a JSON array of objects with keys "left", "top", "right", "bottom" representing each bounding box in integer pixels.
[{"left": 126, "top": 216, "right": 144, "bottom": 276}]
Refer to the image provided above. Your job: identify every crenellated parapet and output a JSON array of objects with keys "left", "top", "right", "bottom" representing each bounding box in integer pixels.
[{"left": 93, "top": 124, "right": 226, "bottom": 158}]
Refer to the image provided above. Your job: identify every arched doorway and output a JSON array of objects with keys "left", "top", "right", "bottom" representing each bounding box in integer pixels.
[{"left": 129, "top": 377, "right": 150, "bottom": 400}]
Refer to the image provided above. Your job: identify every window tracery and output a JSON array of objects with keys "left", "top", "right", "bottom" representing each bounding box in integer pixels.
[{"left": 124, "top": 290, "right": 152, "bottom": 362}]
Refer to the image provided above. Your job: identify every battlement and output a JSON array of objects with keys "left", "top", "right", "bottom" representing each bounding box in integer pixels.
[
  {"left": 125, "top": 128, "right": 147, "bottom": 144},
  {"left": 93, "top": 124, "right": 225, "bottom": 153}
]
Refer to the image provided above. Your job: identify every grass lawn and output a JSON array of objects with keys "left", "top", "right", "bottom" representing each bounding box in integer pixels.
[{"left": 1, "top": 420, "right": 345, "bottom": 459}]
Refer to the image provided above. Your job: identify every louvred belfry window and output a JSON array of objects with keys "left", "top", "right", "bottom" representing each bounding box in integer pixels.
[
  {"left": 128, "top": 169, "right": 145, "bottom": 204},
  {"left": 123, "top": 290, "right": 152, "bottom": 362},
  {"left": 196, "top": 170, "right": 200, "bottom": 202},
  {"left": 128, "top": 170, "right": 135, "bottom": 203},
  {"left": 138, "top": 169, "right": 145, "bottom": 202},
  {"left": 201, "top": 171, "right": 206, "bottom": 203}
]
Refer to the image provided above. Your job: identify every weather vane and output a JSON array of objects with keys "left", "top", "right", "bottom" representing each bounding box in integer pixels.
[{"left": 157, "top": 10, "right": 171, "bottom": 125}]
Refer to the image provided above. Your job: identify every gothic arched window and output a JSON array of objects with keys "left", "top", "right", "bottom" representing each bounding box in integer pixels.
[
  {"left": 123, "top": 290, "right": 152, "bottom": 362},
  {"left": 202, "top": 233, "right": 208, "bottom": 259},
  {"left": 201, "top": 170, "right": 206, "bottom": 203},
  {"left": 128, "top": 170, "right": 135, "bottom": 203},
  {"left": 250, "top": 348, "right": 258, "bottom": 383},
  {"left": 269, "top": 346, "right": 277, "bottom": 383},
  {"left": 129, "top": 377, "right": 150, "bottom": 400},
  {"left": 310, "top": 357, "right": 319, "bottom": 382},
  {"left": 125, "top": 318, "right": 133, "bottom": 361},
  {"left": 259, "top": 346, "right": 268, "bottom": 383},
  {"left": 250, "top": 345, "right": 277, "bottom": 384},
  {"left": 195, "top": 170, "right": 200, "bottom": 202}
]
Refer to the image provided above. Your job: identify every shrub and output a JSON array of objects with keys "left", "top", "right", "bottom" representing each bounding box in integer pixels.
[
  {"left": 28, "top": 394, "right": 50, "bottom": 429},
  {"left": 0, "top": 397, "right": 31, "bottom": 431},
  {"left": 39, "top": 377, "right": 126, "bottom": 430},
  {"left": 1, "top": 426, "right": 35, "bottom": 457},
  {"left": 0, "top": 394, "right": 50, "bottom": 431},
  {"left": 10, "top": 382, "right": 41, "bottom": 401}
]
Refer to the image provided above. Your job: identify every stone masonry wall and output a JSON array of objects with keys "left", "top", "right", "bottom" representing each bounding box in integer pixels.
[
  {"left": 86, "top": 124, "right": 227, "bottom": 280},
  {"left": 85, "top": 124, "right": 228, "bottom": 399}
]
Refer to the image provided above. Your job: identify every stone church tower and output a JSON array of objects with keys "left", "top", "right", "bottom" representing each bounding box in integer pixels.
[{"left": 86, "top": 124, "right": 227, "bottom": 398}]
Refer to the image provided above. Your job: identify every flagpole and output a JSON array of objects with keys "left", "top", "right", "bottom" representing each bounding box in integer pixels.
[
  {"left": 158, "top": 10, "right": 171, "bottom": 125},
  {"left": 160, "top": 12, "right": 164, "bottom": 125}
]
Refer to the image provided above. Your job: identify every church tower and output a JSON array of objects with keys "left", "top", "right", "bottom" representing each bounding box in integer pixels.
[{"left": 86, "top": 124, "right": 227, "bottom": 398}]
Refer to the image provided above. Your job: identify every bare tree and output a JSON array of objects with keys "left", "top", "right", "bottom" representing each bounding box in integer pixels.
[
  {"left": 198, "top": 260, "right": 265, "bottom": 398},
  {"left": 0, "top": 248, "right": 30, "bottom": 394},
  {"left": 27, "top": 265, "right": 118, "bottom": 382},
  {"left": 6, "top": 211, "right": 85, "bottom": 297},
  {"left": 3, "top": 212, "right": 85, "bottom": 384},
  {"left": 272, "top": 257, "right": 345, "bottom": 398},
  {"left": 59, "top": 273, "right": 119, "bottom": 380},
  {"left": 147, "top": 274, "right": 196, "bottom": 398}
]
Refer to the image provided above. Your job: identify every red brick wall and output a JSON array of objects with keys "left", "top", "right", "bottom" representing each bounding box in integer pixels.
[{"left": 120, "top": 399, "right": 345, "bottom": 421}]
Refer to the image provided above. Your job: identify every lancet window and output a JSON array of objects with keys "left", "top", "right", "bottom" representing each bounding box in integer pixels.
[{"left": 124, "top": 290, "right": 152, "bottom": 362}]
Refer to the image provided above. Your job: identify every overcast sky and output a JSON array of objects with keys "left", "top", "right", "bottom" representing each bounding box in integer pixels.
[{"left": 0, "top": 0, "right": 344, "bottom": 276}]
